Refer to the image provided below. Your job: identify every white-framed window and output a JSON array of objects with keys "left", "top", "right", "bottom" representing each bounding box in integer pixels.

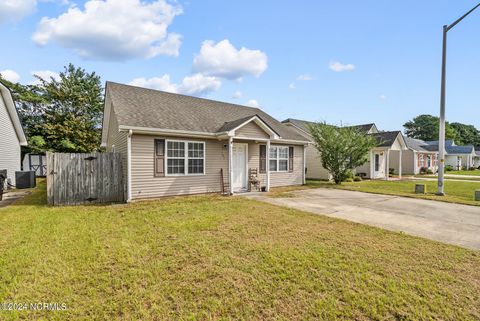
[
  {"left": 269, "top": 146, "right": 289, "bottom": 172},
  {"left": 166, "top": 140, "right": 205, "bottom": 175},
  {"left": 419, "top": 154, "right": 425, "bottom": 167}
]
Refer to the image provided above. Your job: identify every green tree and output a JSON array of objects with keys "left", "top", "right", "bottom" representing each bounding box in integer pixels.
[
  {"left": 0, "top": 77, "right": 48, "bottom": 153},
  {"left": 308, "top": 122, "right": 377, "bottom": 184},
  {"left": 450, "top": 122, "right": 480, "bottom": 147},
  {"left": 1, "top": 64, "right": 104, "bottom": 153},
  {"left": 403, "top": 114, "right": 457, "bottom": 141}
]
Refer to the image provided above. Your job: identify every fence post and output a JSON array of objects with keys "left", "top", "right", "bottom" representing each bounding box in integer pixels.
[{"left": 46, "top": 152, "right": 54, "bottom": 205}]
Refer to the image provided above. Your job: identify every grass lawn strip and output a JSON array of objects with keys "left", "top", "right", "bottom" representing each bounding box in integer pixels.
[{"left": 0, "top": 180, "right": 478, "bottom": 320}]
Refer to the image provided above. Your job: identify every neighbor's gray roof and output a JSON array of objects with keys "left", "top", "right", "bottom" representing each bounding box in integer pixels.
[
  {"left": 106, "top": 82, "right": 308, "bottom": 142},
  {"left": 282, "top": 118, "right": 376, "bottom": 134},
  {"left": 404, "top": 137, "right": 438, "bottom": 152},
  {"left": 371, "top": 131, "right": 403, "bottom": 147},
  {"left": 424, "top": 140, "right": 474, "bottom": 155}
]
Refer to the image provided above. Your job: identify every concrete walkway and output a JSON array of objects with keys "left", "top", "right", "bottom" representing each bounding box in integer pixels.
[
  {"left": 0, "top": 190, "right": 30, "bottom": 208},
  {"left": 245, "top": 189, "right": 480, "bottom": 250}
]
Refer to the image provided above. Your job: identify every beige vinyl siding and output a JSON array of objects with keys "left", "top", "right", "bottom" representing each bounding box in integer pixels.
[
  {"left": 105, "top": 103, "right": 128, "bottom": 193},
  {"left": 270, "top": 144, "right": 304, "bottom": 187},
  {"left": 389, "top": 149, "right": 415, "bottom": 175},
  {"left": 247, "top": 142, "right": 267, "bottom": 187},
  {"left": 305, "top": 145, "right": 330, "bottom": 180},
  {"left": 130, "top": 135, "right": 228, "bottom": 199},
  {"left": 356, "top": 152, "right": 372, "bottom": 178},
  {"left": 284, "top": 125, "right": 329, "bottom": 180},
  {"left": 0, "top": 94, "right": 21, "bottom": 185},
  {"left": 235, "top": 121, "right": 269, "bottom": 139}
]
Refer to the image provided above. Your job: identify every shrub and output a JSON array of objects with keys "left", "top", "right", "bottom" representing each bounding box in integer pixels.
[
  {"left": 353, "top": 176, "right": 362, "bottom": 182},
  {"left": 344, "top": 178, "right": 354, "bottom": 182},
  {"left": 389, "top": 168, "right": 395, "bottom": 176},
  {"left": 419, "top": 167, "right": 429, "bottom": 175},
  {"left": 426, "top": 169, "right": 433, "bottom": 174},
  {"left": 445, "top": 165, "right": 453, "bottom": 172}
]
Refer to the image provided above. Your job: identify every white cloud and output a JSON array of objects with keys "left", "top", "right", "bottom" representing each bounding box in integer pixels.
[
  {"left": 288, "top": 83, "right": 296, "bottom": 90},
  {"left": 379, "top": 95, "right": 387, "bottom": 100},
  {"left": 0, "top": 69, "right": 21, "bottom": 82},
  {"left": 246, "top": 99, "right": 260, "bottom": 108},
  {"left": 30, "top": 70, "right": 61, "bottom": 84},
  {"left": 179, "top": 74, "right": 221, "bottom": 96},
  {"left": 232, "top": 91, "right": 242, "bottom": 99},
  {"left": 329, "top": 61, "right": 355, "bottom": 72},
  {"left": 129, "top": 73, "right": 220, "bottom": 96},
  {"left": 0, "top": 0, "right": 37, "bottom": 24},
  {"left": 32, "top": 0, "right": 183, "bottom": 60},
  {"left": 193, "top": 39, "right": 268, "bottom": 80},
  {"left": 297, "top": 74, "right": 313, "bottom": 81}
]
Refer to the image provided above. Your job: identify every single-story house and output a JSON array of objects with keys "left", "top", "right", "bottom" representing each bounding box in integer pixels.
[
  {"left": 282, "top": 119, "right": 407, "bottom": 180},
  {"left": 101, "top": 82, "right": 309, "bottom": 201},
  {"left": 355, "top": 131, "right": 407, "bottom": 179},
  {"left": 424, "top": 140, "right": 476, "bottom": 170},
  {"left": 0, "top": 82, "right": 28, "bottom": 186},
  {"left": 389, "top": 136, "right": 438, "bottom": 175}
]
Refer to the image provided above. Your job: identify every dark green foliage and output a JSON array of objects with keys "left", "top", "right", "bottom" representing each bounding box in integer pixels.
[
  {"left": 0, "top": 64, "right": 104, "bottom": 153},
  {"left": 404, "top": 114, "right": 480, "bottom": 147},
  {"left": 308, "top": 122, "right": 377, "bottom": 184},
  {"left": 403, "top": 114, "right": 457, "bottom": 141}
]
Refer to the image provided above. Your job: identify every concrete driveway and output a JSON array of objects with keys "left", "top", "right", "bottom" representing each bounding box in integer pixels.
[{"left": 246, "top": 189, "right": 480, "bottom": 250}]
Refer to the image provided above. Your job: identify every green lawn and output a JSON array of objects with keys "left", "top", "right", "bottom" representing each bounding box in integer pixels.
[
  {"left": 0, "top": 181, "right": 479, "bottom": 320},
  {"left": 287, "top": 179, "right": 480, "bottom": 206},
  {"left": 446, "top": 169, "right": 480, "bottom": 176}
]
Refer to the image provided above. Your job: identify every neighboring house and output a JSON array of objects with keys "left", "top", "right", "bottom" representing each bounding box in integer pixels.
[
  {"left": 475, "top": 150, "right": 480, "bottom": 168},
  {"left": 356, "top": 131, "right": 407, "bottom": 179},
  {"left": 101, "top": 82, "right": 309, "bottom": 201},
  {"left": 0, "top": 82, "right": 28, "bottom": 186},
  {"left": 424, "top": 140, "right": 476, "bottom": 170},
  {"left": 389, "top": 137, "right": 438, "bottom": 175},
  {"left": 282, "top": 119, "right": 406, "bottom": 180}
]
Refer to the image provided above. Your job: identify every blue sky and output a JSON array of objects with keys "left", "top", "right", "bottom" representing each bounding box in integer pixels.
[{"left": 1, "top": 0, "right": 479, "bottom": 131}]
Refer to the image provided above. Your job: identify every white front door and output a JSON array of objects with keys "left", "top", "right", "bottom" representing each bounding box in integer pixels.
[
  {"left": 232, "top": 143, "right": 247, "bottom": 192},
  {"left": 373, "top": 152, "right": 384, "bottom": 178}
]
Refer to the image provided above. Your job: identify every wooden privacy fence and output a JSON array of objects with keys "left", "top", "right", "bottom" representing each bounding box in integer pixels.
[{"left": 47, "top": 152, "right": 124, "bottom": 206}]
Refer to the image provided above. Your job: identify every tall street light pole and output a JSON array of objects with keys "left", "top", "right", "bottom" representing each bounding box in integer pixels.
[{"left": 437, "top": 3, "right": 480, "bottom": 196}]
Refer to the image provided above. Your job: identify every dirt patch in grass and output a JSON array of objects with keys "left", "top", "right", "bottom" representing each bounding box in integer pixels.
[{"left": 0, "top": 180, "right": 479, "bottom": 320}]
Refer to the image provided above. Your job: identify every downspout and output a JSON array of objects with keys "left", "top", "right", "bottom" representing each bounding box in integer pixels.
[
  {"left": 127, "top": 129, "right": 133, "bottom": 202},
  {"left": 228, "top": 137, "right": 233, "bottom": 195},
  {"left": 266, "top": 140, "right": 271, "bottom": 191},
  {"left": 303, "top": 145, "right": 307, "bottom": 184}
]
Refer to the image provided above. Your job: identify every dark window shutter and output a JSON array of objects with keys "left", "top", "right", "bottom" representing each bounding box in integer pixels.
[
  {"left": 288, "top": 146, "right": 294, "bottom": 172},
  {"left": 259, "top": 145, "right": 266, "bottom": 173},
  {"left": 154, "top": 139, "right": 165, "bottom": 177}
]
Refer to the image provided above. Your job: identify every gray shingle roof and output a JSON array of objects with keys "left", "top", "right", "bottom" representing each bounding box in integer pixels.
[
  {"left": 371, "top": 131, "right": 403, "bottom": 147},
  {"left": 282, "top": 118, "right": 376, "bottom": 134},
  {"left": 404, "top": 137, "right": 438, "bottom": 152},
  {"left": 424, "top": 140, "right": 474, "bottom": 155},
  {"left": 106, "top": 82, "right": 308, "bottom": 142}
]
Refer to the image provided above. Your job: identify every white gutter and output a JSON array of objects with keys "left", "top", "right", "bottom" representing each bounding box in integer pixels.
[
  {"left": 127, "top": 129, "right": 133, "bottom": 202},
  {"left": 119, "top": 125, "right": 225, "bottom": 138}
]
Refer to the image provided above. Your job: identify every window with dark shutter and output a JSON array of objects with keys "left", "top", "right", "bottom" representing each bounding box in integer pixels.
[
  {"left": 154, "top": 139, "right": 165, "bottom": 177},
  {"left": 259, "top": 145, "right": 266, "bottom": 173},
  {"left": 288, "top": 146, "right": 294, "bottom": 172}
]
